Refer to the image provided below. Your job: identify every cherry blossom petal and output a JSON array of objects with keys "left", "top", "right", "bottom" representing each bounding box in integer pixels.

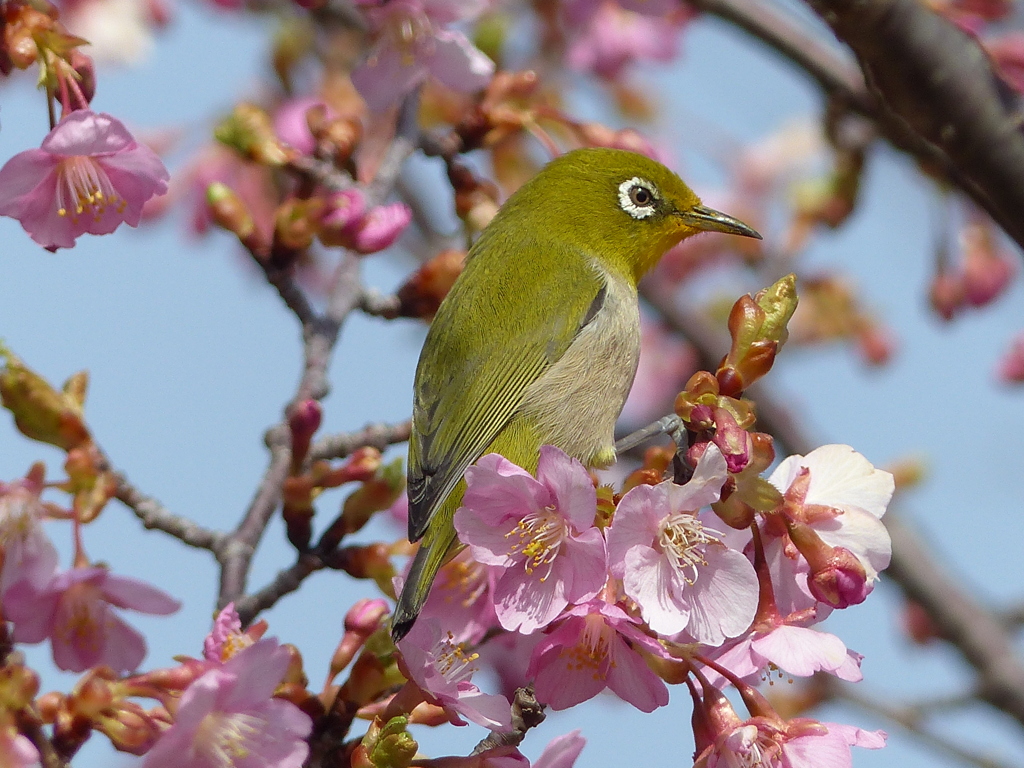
[
  {"left": 536, "top": 445, "right": 597, "bottom": 531},
  {"left": 814, "top": 507, "right": 892, "bottom": 579},
  {"left": 683, "top": 545, "right": 757, "bottom": 645},
  {"left": 495, "top": 565, "right": 567, "bottom": 633},
  {"left": 423, "top": 29, "right": 495, "bottom": 93},
  {"left": 560, "top": 527, "right": 608, "bottom": 602},
  {"left": 624, "top": 546, "right": 688, "bottom": 634},
  {"left": 351, "top": 47, "right": 426, "bottom": 112},
  {"left": 534, "top": 730, "right": 586, "bottom": 768},
  {"left": 604, "top": 633, "right": 669, "bottom": 712},
  {"left": 101, "top": 573, "right": 181, "bottom": 614},
  {"left": 752, "top": 625, "right": 848, "bottom": 677},
  {"left": 41, "top": 111, "right": 136, "bottom": 155}
]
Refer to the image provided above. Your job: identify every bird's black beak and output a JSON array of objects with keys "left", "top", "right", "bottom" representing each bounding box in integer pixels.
[{"left": 677, "top": 205, "right": 762, "bottom": 239}]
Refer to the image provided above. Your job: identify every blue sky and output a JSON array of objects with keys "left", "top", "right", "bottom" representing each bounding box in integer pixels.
[{"left": 1, "top": 5, "right": 1023, "bottom": 767}]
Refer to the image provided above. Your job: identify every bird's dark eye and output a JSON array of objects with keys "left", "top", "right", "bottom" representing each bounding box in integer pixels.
[
  {"left": 629, "top": 185, "right": 652, "bottom": 207},
  {"left": 618, "top": 177, "right": 659, "bottom": 219}
]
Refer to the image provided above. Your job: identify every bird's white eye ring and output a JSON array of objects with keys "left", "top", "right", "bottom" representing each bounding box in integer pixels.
[{"left": 618, "top": 177, "right": 659, "bottom": 219}]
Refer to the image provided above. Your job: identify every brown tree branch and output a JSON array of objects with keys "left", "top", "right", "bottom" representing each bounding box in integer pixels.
[
  {"left": 691, "top": 0, "right": 1024, "bottom": 251},
  {"left": 310, "top": 419, "right": 412, "bottom": 462},
  {"left": 217, "top": 88, "right": 422, "bottom": 608},
  {"left": 114, "top": 474, "right": 226, "bottom": 552},
  {"left": 823, "top": 677, "right": 1015, "bottom": 768},
  {"left": 806, "top": 0, "right": 1024, "bottom": 249}
]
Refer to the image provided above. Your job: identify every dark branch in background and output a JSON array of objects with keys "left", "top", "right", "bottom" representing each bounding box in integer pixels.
[
  {"left": 639, "top": 278, "right": 1024, "bottom": 730},
  {"left": 691, "top": 0, "right": 1024, "bottom": 252},
  {"left": 807, "top": 0, "right": 1024, "bottom": 249},
  {"left": 823, "top": 678, "right": 1015, "bottom": 768}
]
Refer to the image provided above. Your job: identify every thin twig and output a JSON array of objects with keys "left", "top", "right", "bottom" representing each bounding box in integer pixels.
[
  {"left": 234, "top": 552, "right": 325, "bottom": 626},
  {"left": 310, "top": 420, "right": 412, "bottom": 462},
  {"left": 114, "top": 475, "right": 226, "bottom": 553},
  {"left": 471, "top": 686, "right": 546, "bottom": 754},
  {"left": 615, "top": 414, "right": 683, "bottom": 455},
  {"left": 359, "top": 288, "right": 402, "bottom": 319}
]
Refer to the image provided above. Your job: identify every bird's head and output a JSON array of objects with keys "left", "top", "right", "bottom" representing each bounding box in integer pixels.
[{"left": 494, "top": 147, "right": 761, "bottom": 283}]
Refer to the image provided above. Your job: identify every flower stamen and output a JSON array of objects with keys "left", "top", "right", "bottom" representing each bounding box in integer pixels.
[
  {"left": 433, "top": 631, "right": 480, "bottom": 685},
  {"left": 658, "top": 512, "right": 722, "bottom": 585},
  {"left": 55, "top": 157, "right": 126, "bottom": 221},
  {"left": 504, "top": 504, "right": 567, "bottom": 580}
]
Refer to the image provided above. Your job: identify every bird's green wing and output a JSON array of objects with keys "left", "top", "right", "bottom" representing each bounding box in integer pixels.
[{"left": 406, "top": 239, "right": 605, "bottom": 541}]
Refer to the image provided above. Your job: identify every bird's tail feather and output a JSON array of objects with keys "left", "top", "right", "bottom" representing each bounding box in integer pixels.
[{"left": 391, "top": 518, "right": 459, "bottom": 642}]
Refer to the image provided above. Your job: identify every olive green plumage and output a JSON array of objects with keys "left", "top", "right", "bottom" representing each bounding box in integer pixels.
[{"left": 391, "top": 147, "right": 760, "bottom": 641}]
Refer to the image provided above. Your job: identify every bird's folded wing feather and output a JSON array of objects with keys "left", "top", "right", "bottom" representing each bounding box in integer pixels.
[{"left": 406, "top": 242, "right": 604, "bottom": 541}]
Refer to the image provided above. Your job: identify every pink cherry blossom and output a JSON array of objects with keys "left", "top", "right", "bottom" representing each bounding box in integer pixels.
[
  {"left": 533, "top": 730, "right": 586, "bottom": 768},
  {"left": 0, "top": 473, "right": 59, "bottom": 594},
  {"left": 769, "top": 444, "right": 894, "bottom": 596},
  {"left": 5, "top": 566, "right": 180, "bottom": 673},
  {"left": 997, "top": 332, "right": 1024, "bottom": 384},
  {"left": 141, "top": 639, "right": 312, "bottom": 768},
  {"left": 454, "top": 446, "right": 608, "bottom": 633},
  {"left": 696, "top": 718, "right": 885, "bottom": 768},
  {"left": 706, "top": 623, "right": 863, "bottom": 685},
  {"left": 566, "top": 1, "right": 687, "bottom": 79},
  {"left": 404, "top": 549, "right": 498, "bottom": 644},
  {"left": 608, "top": 445, "right": 757, "bottom": 642},
  {"left": 351, "top": 0, "right": 494, "bottom": 112},
  {"left": 202, "top": 602, "right": 267, "bottom": 664},
  {"left": 0, "top": 110, "right": 169, "bottom": 249},
  {"left": 527, "top": 600, "right": 669, "bottom": 712},
  {"left": 397, "top": 618, "right": 513, "bottom": 730}
]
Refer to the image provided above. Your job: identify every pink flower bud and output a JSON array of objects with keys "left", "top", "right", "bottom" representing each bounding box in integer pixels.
[
  {"left": 321, "top": 189, "right": 366, "bottom": 232},
  {"left": 806, "top": 545, "right": 871, "bottom": 608},
  {"left": 711, "top": 407, "right": 752, "bottom": 473},
  {"left": 288, "top": 399, "right": 323, "bottom": 466},
  {"left": 963, "top": 250, "right": 1015, "bottom": 307},
  {"left": 996, "top": 333, "right": 1024, "bottom": 384},
  {"left": 352, "top": 202, "right": 412, "bottom": 254},
  {"left": 345, "top": 598, "right": 390, "bottom": 634}
]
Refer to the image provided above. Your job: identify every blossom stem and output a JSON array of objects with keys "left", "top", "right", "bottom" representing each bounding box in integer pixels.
[{"left": 749, "top": 520, "right": 782, "bottom": 627}]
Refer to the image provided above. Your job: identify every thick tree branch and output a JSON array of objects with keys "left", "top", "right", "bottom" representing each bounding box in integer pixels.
[{"left": 692, "top": 0, "right": 1024, "bottom": 251}]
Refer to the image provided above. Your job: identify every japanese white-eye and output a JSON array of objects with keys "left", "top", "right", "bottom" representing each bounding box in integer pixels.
[{"left": 392, "top": 147, "right": 760, "bottom": 640}]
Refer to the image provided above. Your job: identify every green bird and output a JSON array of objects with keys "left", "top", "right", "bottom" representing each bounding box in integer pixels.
[{"left": 391, "top": 147, "right": 760, "bottom": 641}]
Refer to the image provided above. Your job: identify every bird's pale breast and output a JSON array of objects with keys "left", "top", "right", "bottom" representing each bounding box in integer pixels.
[{"left": 516, "top": 267, "right": 641, "bottom": 468}]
